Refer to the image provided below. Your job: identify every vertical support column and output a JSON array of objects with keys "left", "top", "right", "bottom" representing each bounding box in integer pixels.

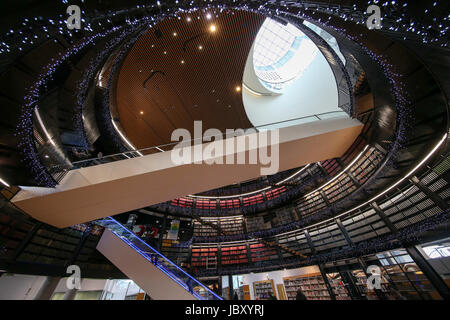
[
  {"left": 371, "top": 202, "right": 398, "bottom": 232},
  {"left": 188, "top": 245, "right": 193, "bottom": 267},
  {"left": 320, "top": 190, "right": 331, "bottom": 207},
  {"left": 336, "top": 219, "right": 385, "bottom": 299},
  {"left": 405, "top": 246, "right": 450, "bottom": 300},
  {"left": 317, "top": 162, "right": 329, "bottom": 177},
  {"left": 34, "top": 276, "right": 62, "bottom": 300},
  {"left": 335, "top": 158, "right": 345, "bottom": 170},
  {"left": 217, "top": 244, "right": 222, "bottom": 273},
  {"left": 336, "top": 219, "right": 354, "bottom": 247},
  {"left": 304, "top": 230, "right": 336, "bottom": 300},
  {"left": 246, "top": 243, "right": 252, "bottom": 264},
  {"left": 228, "top": 274, "right": 234, "bottom": 300},
  {"left": 271, "top": 238, "right": 284, "bottom": 261},
  {"left": 338, "top": 269, "right": 363, "bottom": 300},
  {"left": 67, "top": 224, "right": 92, "bottom": 267},
  {"left": 345, "top": 171, "right": 361, "bottom": 188},
  {"left": 62, "top": 288, "right": 78, "bottom": 300},
  {"left": 410, "top": 176, "right": 449, "bottom": 211},
  {"left": 11, "top": 222, "right": 42, "bottom": 262}
]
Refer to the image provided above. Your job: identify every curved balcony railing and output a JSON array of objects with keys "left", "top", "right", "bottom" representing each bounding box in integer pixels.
[{"left": 48, "top": 109, "right": 350, "bottom": 176}]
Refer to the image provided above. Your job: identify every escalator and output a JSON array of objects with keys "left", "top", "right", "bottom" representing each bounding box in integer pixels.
[{"left": 96, "top": 217, "right": 222, "bottom": 300}]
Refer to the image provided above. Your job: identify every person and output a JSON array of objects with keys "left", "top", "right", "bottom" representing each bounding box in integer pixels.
[
  {"left": 232, "top": 291, "right": 239, "bottom": 300},
  {"left": 295, "top": 288, "right": 307, "bottom": 300}
]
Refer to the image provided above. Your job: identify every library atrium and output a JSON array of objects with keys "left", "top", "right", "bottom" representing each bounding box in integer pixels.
[{"left": 0, "top": 0, "right": 449, "bottom": 301}]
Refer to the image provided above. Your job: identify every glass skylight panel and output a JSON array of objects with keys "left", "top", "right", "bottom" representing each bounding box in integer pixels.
[{"left": 253, "top": 18, "right": 319, "bottom": 91}]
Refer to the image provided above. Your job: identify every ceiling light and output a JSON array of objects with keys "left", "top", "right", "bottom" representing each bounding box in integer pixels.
[
  {"left": 209, "top": 24, "right": 216, "bottom": 32},
  {"left": 206, "top": 13, "right": 212, "bottom": 20},
  {"left": 140, "top": 111, "right": 144, "bottom": 115},
  {"left": 181, "top": 60, "right": 185, "bottom": 64},
  {"left": 163, "top": 51, "right": 167, "bottom": 54},
  {"left": 186, "top": 17, "right": 191, "bottom": 22},
  {"left": 173, "top": 32, "right": 177, "bottom": 36},
  {"left": 198, "top": 45, "right": 203, "bottom": 50},
  {"left": 235, "top": 86, "right": 241, "bottom": 92},
  {"left": 0, "top": 177, "right": 10, "bottom": 188}
]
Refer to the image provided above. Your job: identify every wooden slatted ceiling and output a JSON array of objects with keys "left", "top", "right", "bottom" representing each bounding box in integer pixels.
[{"left": 116, "top": 10, "right": 265, "bottom": 149}]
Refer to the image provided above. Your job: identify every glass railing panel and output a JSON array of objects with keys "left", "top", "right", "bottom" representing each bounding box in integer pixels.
[
  {"left": 49, "top": 110, "right": 353, "bottom": 175},
  {"left": 96, "top": 217, "right": 222, "bottom": 300}
]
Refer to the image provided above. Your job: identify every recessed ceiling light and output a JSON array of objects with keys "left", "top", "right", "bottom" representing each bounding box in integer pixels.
[
  {"left": 181, "top": 60, "right": 185, "bottom": 64},
  {"left": 173, "top": 32, "right": 177, "bottom": 36},
  {"left": 235, "top": 86, "right": 241, "bottom": 92},
  {"left": 206, "top": 13, "right": 212, "bottom": 20},
  {"left": 163, "top": 51, "right": 167, "bottom": 54},
  {"left": 186, "top": 17, "right": 191, "bottom": 22},
  {"left": 140, "top": 111, "right": 144, "bottom": 115},
  {"left": 198, "top": 45, "right": 203, "bottom": 50},
  {"left": 209, "top": 24, "right": 216, "bottom": 32}
]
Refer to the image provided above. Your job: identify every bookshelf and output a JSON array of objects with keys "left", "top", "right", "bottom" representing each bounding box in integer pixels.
[
  {"left": 296, "top": 191, "right": 326, "bottom": 217},
  {"left": 161, "top": 242, "right": 189, "bottom": 266},
  {"left": 220, "top": 216, "right": 245, "bottom": 235},
  {"left": 323, "top": 174, "right": 357, "bottom": 204},
  {"left": 193, "top": 220, "right": 219, "bottom": 237},
  {"left": 193, "top": 216, "right": 244, "bottom": 237},
  {"left": 265, "top": 186, "right": 287, "bottom": 200},
  {"left": 275, "top": 208, "right": 296, "bottom": 226},
  {"left": 191, "top": 247, "right": 218, "bottom": 267},
  {"left": 326, "top": 273, "right": 351, "bottom": 300},
  {"left": 220, "top": 245, "right": 248, "bottom": 265},
  {"left": 253, "top": 280, "right": 276, "bottom": 300},
  {"left": 245, "top": 216, "right": 265, "bottom": 232},
  {"left": 242, "top": 194, "right": 264, "bottom": 206},
  {"left": 283, "top": 273, "right": 331, "bottom": 300},
  {"left": 249, "top": 242, "right": 278, "bottom": 262}
]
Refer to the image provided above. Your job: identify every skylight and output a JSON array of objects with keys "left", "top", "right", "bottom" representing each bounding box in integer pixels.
[{"left": 253, "top": 18, "right": 318, "bottom": 92}]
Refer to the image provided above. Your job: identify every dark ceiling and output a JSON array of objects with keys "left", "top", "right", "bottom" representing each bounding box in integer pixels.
[{"left": 115, "top": 10, "right": 265, "bottom": 149}]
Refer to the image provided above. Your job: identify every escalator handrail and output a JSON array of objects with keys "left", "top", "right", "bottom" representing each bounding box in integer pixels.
[{"left": 98, "top": 216, "right": 223, "bottom": 300}]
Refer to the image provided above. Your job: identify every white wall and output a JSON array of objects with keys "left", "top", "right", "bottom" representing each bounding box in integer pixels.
[
  {"left": 53, "top": 278, "right": 108, "bottom": 293},
  {"left": 243, "top": 43, "right": 341, "bottom": 130},
  {"left": 101, "top": 279, "right": 144, "bottom": 300},
  {"left": 0, "top": 274, "right": 48, "bottom": 300}
]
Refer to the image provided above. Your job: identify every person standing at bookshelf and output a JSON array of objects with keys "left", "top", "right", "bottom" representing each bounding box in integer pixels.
[{"left": 295, "top": 288, "right": 307, "bottom": 300}]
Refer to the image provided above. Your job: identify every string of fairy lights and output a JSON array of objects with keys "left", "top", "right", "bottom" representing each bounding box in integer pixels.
[
  {"left": 194, "top": 209, "right": 450, "bottom": 276},
  {"left": 2, "top": 1, "right": 449, "bottom": 260},
  {"left": 73, "top": 21, "right": 151, "bottom": 151}
]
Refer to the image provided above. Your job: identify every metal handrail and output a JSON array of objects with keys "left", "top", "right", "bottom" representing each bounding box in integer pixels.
[
  {"left": 96, "top": 216, "right": 222, "bottom": 300},
  {"left": 54, "top": 109, "right": 349, "bottom": 172}
]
